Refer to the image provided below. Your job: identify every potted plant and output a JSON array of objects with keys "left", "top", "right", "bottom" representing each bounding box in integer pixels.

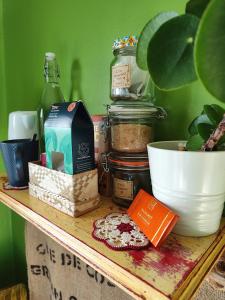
[{"left": 136, "top": 0, "right": 225, "bottom": 236}]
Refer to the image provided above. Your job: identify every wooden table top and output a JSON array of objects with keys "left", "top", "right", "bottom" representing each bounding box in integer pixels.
[{"left": 0, "top": 176, "right": 224, "bottom": 300}]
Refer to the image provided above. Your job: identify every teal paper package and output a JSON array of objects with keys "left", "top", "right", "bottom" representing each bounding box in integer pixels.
[{"left": 44, "top": 101, "right": 95, "bottom": 175}]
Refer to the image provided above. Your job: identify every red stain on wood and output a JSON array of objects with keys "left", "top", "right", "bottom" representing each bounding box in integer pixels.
[
  {"left": 128, "top": 236, "right": 196, "bottom": 285},
  {"left": 129, "top": 249, "right": 146, "bottom": 266}
]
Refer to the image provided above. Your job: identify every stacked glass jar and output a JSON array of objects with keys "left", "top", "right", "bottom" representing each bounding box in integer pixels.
[{"left": 103, "top": 35, "right": 166, "bottom": 207}]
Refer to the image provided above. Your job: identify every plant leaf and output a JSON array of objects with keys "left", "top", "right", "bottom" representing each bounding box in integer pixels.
[
  {"left": 204, "top": 104, "right": 224, "bottom": 125},
  {"left": 195, "top": 0, "right": 225, "bottom": 103},
  {"left": 188, "top": 113, "right": 212, "bottom": 136},
  {"left": 137, "top": 12, "right": 178, "bottom": 70},
  {"left": 197, "top": 123, "right": 214, "bottom": 140},
  {"left": 186, "top": 134, "right": 205, "bottom": 151},
  {"left": 211, "top": 104, "right": 225, "bottom": 118},
  {"left": 186, "top": 0, "right": 211, "bottom": 18},
  {"left": 147, "top": 14, "right": 199, "bottom": 90}
]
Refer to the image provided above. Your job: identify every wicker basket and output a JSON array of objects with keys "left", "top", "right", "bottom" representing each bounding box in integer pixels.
[{"left": 28, "top": 162, "right": 101, "bottom": 217}]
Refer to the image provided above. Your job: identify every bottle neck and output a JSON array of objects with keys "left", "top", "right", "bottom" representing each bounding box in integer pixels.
[
  {"left": 44, "top": 58, "right": 60, "bottom": 84},
  {"left": 113, "top": 46, "right": 136, "bottom": 57}
]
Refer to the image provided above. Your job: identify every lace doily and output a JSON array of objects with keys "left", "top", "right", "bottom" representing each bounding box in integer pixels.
[{"left": 92, "top": 212, "right": 150, "bottom": 250}]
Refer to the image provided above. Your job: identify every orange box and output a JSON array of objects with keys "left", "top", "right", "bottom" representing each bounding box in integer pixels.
[{"left": 128, "top": 189, "right": 179, "bottom": 247}]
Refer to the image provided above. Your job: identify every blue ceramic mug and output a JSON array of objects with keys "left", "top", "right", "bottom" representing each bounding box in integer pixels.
[{"left": 0, "top": 137, "right": 38, "bottom": 187}]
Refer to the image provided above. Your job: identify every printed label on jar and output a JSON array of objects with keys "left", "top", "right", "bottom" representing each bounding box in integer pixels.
[
  {"left": 112, "top": 64, "right": 131, "bottom": 88},
  {"left": 114, "top": 177, "right": 133, "bottom": 200}
]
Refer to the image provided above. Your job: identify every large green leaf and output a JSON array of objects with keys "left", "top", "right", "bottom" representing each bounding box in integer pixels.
[
  {"left": 137, "top": 12, "right": 178, "bottom": 70},
  {"left": 211, "top": 104, "right": 225, "bottom": 118},
  {"left": 147, "top": 14, "right": 199, "bottom": 90},
  {"left": 186, "top": 134, "right": 204, "bottom": 151},
  {"left": 204, "top": 104, "right": 225, "bottom": 125},
  {"left": 197, "top": 123, "right": 214, "bottom": 140},
  {"left": 186, "top": 0, "right": 211, "bottom": 18},
  {"left": 195, "top": 0, "right": 225, "bottom": 103},
  {"left": 188, "top": 113, "right": 211, "bottom": 136}
]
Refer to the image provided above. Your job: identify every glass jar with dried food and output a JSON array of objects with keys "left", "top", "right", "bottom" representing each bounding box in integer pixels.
[
  {"left": 111, "top": 35, "right": 151, "bottom": 101},
  {"left": 105, "top": 152, "right": 151, "bottom": 207},
  {"left": 108, "top": 102, "right": 166, "bottom": 153},
  {"left": 91, "top": 115, "right": 109, "bottom": 164}
]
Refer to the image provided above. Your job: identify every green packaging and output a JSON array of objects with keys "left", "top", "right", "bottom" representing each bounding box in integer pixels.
[{"left": 44, "top": 101, "right": 95, "bottom": 175}]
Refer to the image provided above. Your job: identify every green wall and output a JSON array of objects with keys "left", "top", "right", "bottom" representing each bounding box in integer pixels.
[
  {"left": 0, "top": 0, "right": 15, "bottom": 288},
  {"left": 0, "top": 0, "right": 224, "bottom": 287}
]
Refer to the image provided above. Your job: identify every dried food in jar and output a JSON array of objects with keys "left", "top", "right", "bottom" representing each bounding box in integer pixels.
[
  {"left": 107, "top": 152, "right": 152, "bottom": 207},
  {"left": 111, "top": 123, "right": 153, "bottom": 153},
  {"left": 108, "top": 102, "right": 167, "bottom": 153}
]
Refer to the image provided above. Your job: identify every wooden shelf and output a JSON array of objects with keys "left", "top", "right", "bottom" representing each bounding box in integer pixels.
[{"left": 0, "top": 175, "right": 224, "bottom": 300}]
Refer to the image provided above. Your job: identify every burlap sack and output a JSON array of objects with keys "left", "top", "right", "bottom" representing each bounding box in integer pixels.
[{"left": 25, "top": 222, "right": 133, "bottom": 300}]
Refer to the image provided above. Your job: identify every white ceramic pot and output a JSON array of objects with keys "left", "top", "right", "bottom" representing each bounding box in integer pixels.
[{"left": 147, "top": 141, "right": 225, "bottom": 237}]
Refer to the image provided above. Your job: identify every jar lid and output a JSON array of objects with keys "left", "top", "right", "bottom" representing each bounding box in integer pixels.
[
  {"left": 108, "top": 102, "right": 167, "bottom": 119},
  {"left": 108, "top": 152, "right": 149, "bottom": 168},
  {"left": 112, "top": 35, "right": 138, "bottom": 50},
  {"left": 91, "top": 114, "right": 106, "bottom": 122}
]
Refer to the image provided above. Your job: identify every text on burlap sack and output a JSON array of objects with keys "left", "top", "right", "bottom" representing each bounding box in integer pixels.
[{"left": 30, "top": 242, "right": 115, "bottom": 300}]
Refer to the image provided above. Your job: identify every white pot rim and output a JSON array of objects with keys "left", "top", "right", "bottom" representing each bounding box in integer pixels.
[{"left": 148, "top": 140, "right": 225, "bottom": 155}]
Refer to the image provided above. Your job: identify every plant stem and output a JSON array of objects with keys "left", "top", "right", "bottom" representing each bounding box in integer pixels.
[{"left": 202, "top": 114, "right": 225, "bottom": 151}]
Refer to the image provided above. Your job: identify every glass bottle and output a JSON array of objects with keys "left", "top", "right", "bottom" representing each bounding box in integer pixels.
[{"left": 38, "top": 52, "right": 64, "bottom": 153}]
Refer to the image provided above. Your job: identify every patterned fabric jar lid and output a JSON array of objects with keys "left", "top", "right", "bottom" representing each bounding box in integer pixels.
[{"left": 112, "top": 35, "right": 138, "bottom": 50}]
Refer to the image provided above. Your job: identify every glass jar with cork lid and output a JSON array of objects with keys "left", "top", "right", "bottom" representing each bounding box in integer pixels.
[
  {"left": 110, "top": 35, "right": 151, "bottom": 101},
  {"left": 108, "top": 102, "right": 166, "bottom": 153}
]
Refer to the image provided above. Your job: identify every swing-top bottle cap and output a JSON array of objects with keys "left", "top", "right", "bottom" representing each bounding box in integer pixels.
[{"left": 45, "top": 52, "right": 56, "bottom": 61}]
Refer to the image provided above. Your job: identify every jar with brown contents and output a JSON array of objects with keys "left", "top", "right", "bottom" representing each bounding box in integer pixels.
[
  {"left": 107, "top": 152, "right": 152, "bottom": 207},
  {"left": 109, "top": 102, "right": 166, "bottom": 153},
  {"left": 111, "top": 123, "right": 152, "bottom": 153}
]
